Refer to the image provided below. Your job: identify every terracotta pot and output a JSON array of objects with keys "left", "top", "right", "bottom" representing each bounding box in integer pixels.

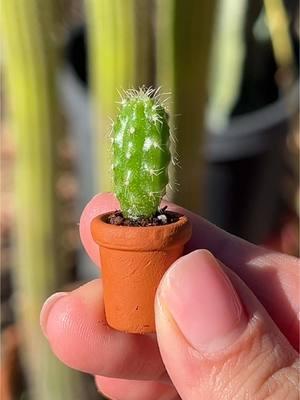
[{"left": 91, "top": 211, "right": 192, "bottom": 334}]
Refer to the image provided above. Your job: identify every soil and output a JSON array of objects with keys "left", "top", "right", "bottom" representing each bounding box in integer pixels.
[{"left": 107, "top": 207, "right": 181, "bottom": 227}]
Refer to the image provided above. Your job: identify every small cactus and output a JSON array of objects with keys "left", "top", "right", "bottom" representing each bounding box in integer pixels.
[{"left": 112, "top": 88, "right": 171, "bottom": 219}]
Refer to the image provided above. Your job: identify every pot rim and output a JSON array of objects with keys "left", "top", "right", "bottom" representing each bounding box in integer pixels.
[{"left": 91, "top": 211, "right": 192, "bottom": 251}]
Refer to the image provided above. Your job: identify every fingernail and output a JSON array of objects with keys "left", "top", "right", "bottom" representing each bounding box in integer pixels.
[
  {"left": 159, "top": 250, "right": 247, "bottom": 353},
  {"left": 40, "top": 292, "right": 68, "bottom": 338}
]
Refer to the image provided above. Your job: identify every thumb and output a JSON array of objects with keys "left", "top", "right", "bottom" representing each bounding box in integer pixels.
[{"left": 155, "top": 250, "right": 299, "bottom": 400}]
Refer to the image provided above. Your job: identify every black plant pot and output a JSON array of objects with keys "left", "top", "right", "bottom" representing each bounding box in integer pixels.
[
  {"left": 203, "top": 83, "right": 298, "bottom": 244},
  {"left": 65, "top": 25, "right": 88, "bottom": 87}
]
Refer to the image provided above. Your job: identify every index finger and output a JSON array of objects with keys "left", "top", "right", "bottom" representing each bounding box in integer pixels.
[{"left": 79, "top": 192, "right": 299, "bottom": 349}]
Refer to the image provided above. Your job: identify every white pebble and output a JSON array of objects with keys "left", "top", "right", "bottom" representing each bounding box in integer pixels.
[{"left": 157, "top": 215, "right": 167, "bottom": 224}]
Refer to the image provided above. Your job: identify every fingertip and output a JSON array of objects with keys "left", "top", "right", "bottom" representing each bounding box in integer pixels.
[
  {"left": 41, "top": 280, "right": 167, "bottom": 379},
  {"left": 79, "top": 192, "right": 119, "bottom": 266},
  {"left": 45, "top": 281, "right": 103, "bottom": 340},
  {"left": 40, "top": 292, "right": 68, "bottom": 338},
  {"left": 43, "top": 280, "right": 107, "bottom": 372},
  {"left": 157, "top": 249, "right": 247, "bottom": 353},
  {"left": 158, "top": 250, "right": 212, "bottom": 293}
]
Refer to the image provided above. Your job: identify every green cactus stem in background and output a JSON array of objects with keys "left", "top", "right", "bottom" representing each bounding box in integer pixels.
[
  {"left": 156, "top": 0, "right": 217, "bottom": 213},
  {"left": 85, "top": 0, "right": 154, "bottom": 192},
  {"left": 113, "top": 88, "right": 171, "bottom": 219},
  {"left": 1, "top": 1, "right": 83, "bottom": 399}
]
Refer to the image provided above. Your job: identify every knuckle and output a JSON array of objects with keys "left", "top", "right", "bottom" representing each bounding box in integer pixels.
[
  {"left": 262, "top": 359, "right": 300, "bottom": 400},
  {"left": 199, "top": 315, "right": 298, "bottom": 400}
]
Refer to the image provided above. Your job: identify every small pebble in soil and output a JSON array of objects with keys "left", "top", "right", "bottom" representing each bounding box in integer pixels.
[{"left": 157, "top": 214, "right": 167, "bottom": 224}]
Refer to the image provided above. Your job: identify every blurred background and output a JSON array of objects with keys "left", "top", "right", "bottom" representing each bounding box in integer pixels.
[{"left": 1, "top": 0, "right": 299, "bottom": 399}]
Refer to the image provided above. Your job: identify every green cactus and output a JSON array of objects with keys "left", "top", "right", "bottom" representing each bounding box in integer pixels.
[{"left": 112, "top": 88, "right": 171, "bottom": 219}]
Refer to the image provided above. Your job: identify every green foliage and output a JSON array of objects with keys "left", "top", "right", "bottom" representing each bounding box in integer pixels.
[
  {"left": 112, "top": 88, "right": 171, "bottom": 219},
  {"left": 85, "top": 0, "right": 154, "bottom": 192},
  {"left": 156, "top": 0, "right": 217, "bottom": 212},
  {"left": 1, "top": 1, "right": 83, "bottom": 399}
]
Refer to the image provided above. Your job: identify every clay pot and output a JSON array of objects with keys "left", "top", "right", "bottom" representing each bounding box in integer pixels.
[{"left": 91, "top": 211, "right": 192, "bottom": 334}]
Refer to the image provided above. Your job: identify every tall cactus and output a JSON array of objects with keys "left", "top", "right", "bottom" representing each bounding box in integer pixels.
[{"left": 113, "top": 88, "right": 171, "bottom": 219}]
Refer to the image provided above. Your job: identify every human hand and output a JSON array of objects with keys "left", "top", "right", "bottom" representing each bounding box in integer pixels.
[{"left": 40, "top": 193, "right": 299, "bottom": 399}]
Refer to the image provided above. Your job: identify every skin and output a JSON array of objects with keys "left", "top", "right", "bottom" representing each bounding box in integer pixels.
[{"left": 40, "top": 193, "right": 299, "bottom": 400}]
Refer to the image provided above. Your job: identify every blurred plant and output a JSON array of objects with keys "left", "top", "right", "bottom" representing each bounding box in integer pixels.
[
  {"left": 206, "top": 0, "right": 248, "bottom": 130},
  {"left": 85, "top": 0, "right": 217, "bottom": 213},
  {"left": 204, "top": 0, "right": 298, "bottom": 242},
  {"left": 1, "top": 1, "right": 83, "bottom": 399},
  {"left": 85, "top": 0, "right": 154, "bottom": 191},
  {"left": 264, "top": 0, "right": 296, "bottom": 86},
  {"left": 156, "top": 0, "right": 217, "bottom": 212},
  {"left": 112, "top": 88, "right": 171, "bottom": 219},
  {"left": 207, "top": 0, "right": 297, "bottom": 130}
]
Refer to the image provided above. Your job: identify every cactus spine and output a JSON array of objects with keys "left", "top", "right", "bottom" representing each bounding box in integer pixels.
[{"left": 113, "top": 88, "right": 171, "bottom": 219}]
